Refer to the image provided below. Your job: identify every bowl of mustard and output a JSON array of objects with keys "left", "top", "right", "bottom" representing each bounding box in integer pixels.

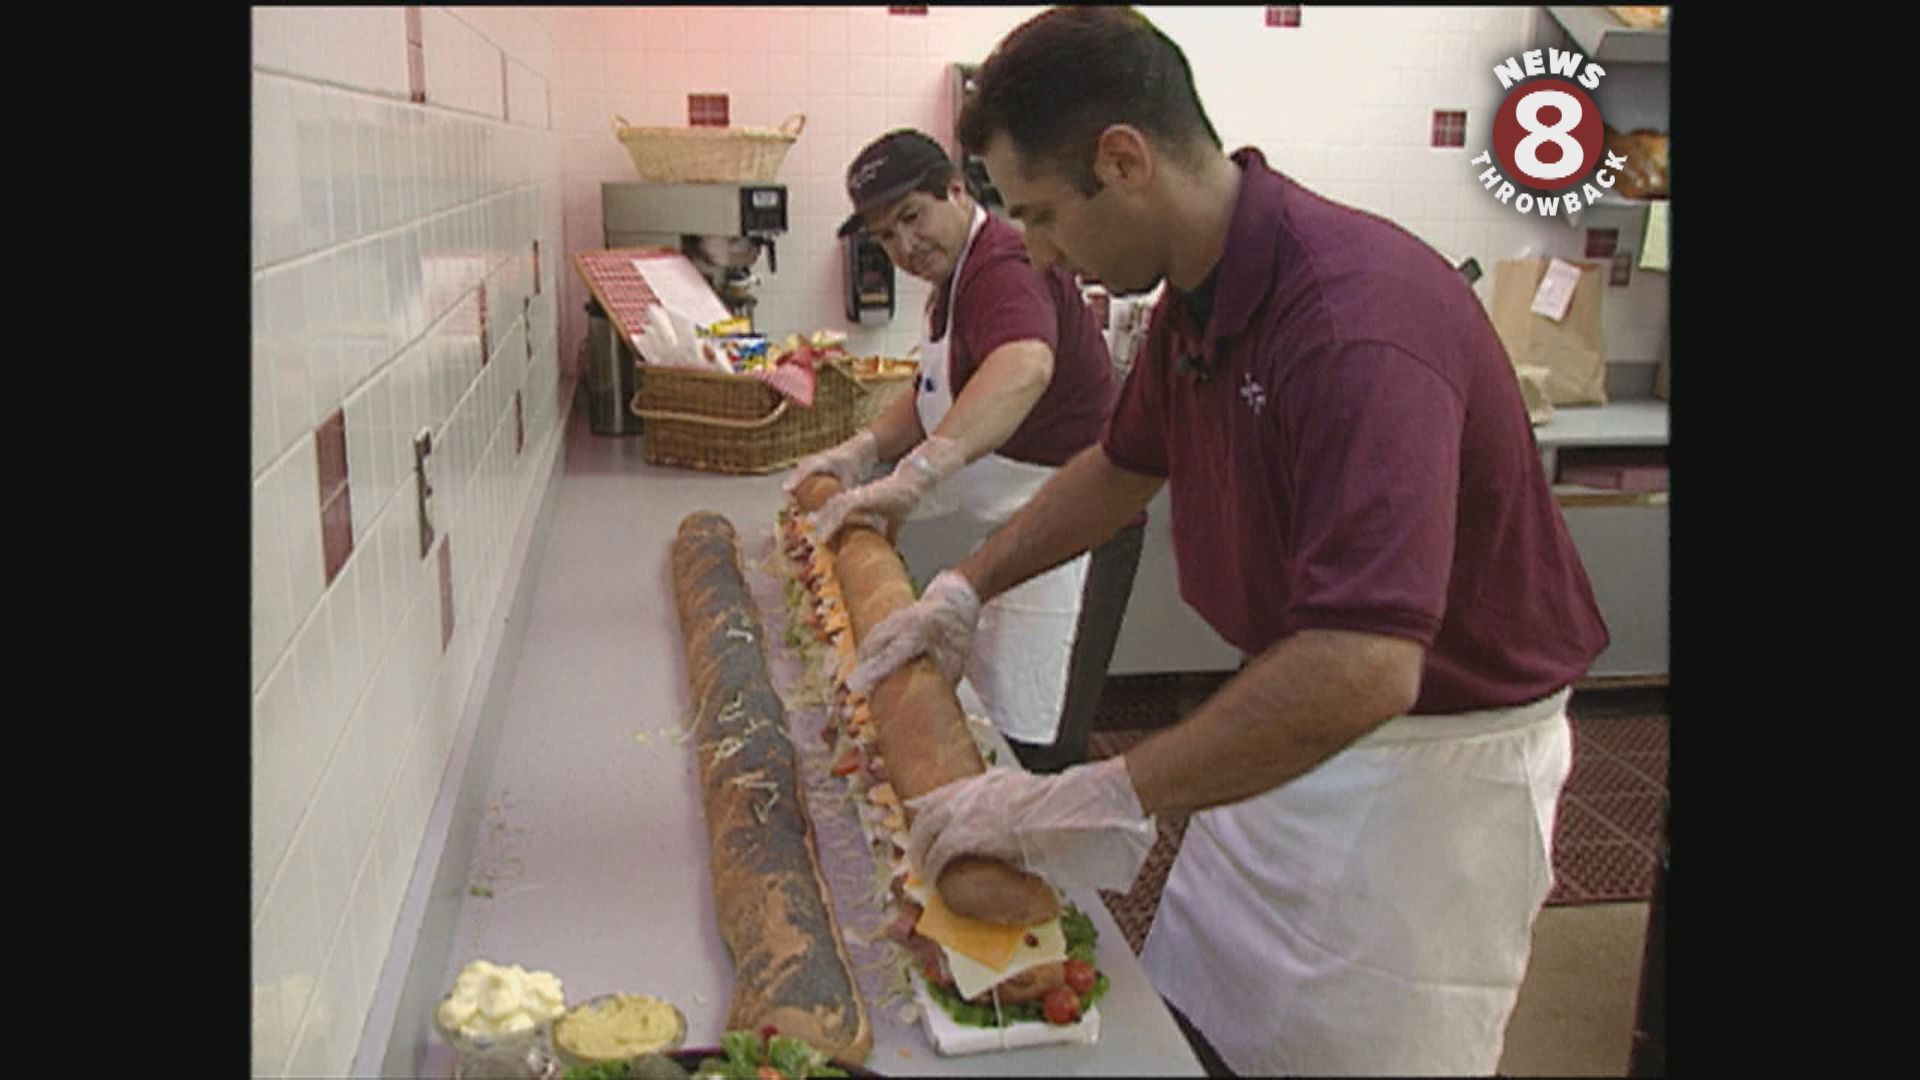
[{"left": 553, "top": 993, "right": 688, "bottom": 1069}]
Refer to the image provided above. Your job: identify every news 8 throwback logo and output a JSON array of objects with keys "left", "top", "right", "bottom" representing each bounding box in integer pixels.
[{"left": 1469, "top": 47, "right": 1631, "bottom": 217}]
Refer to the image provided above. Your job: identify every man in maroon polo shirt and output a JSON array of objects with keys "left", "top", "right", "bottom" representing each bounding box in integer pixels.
[
  {"left": 790, "top": 128, "right": 1141, "bottom": 774},
  {"left": 849, "top": 8, "right": 1610, "bottom": 1076}
]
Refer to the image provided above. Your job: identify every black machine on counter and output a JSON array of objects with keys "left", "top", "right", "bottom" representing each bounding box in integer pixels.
[
  {"left": 842, "top": 233, "right": 895, "bottom": 324},
  {"left": 601, "top": 181, "right": 789, "bottom": 325}
]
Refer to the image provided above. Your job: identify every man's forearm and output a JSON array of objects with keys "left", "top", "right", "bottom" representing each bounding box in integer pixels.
[
  {"left": 956, "top": 445, "right": 1163, "bottom": 603},
  {"left": 869, "top": 377, "right": 926, "bottom": 462},
  {"left": 1123, "top": 629, "right": 1425, "bottom": 817}
]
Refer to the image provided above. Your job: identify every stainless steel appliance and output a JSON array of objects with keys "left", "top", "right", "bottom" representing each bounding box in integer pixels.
[{"left": 600, "top": 181, "right": 789, "bottom": 325}]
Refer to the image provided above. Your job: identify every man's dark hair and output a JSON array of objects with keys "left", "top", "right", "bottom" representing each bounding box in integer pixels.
[{"left": 957, "top": 6, "right": 1222, "bottom": 197}]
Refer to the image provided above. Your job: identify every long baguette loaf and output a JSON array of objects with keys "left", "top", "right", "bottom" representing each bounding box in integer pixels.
[
  {"left": 670, "top": 511, "right": 872, "bottom": 1065},
  {"left": 791, "top": 475, "right": 1061, "bottom": 928}
]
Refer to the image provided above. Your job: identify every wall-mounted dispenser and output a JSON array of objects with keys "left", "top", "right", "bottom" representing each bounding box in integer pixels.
[{"left": 844, "top": 232, "right": 895, "bottom": 324}]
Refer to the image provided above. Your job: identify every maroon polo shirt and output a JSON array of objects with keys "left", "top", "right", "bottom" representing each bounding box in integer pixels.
[
  {"left": 929, "top": 213, "right": 1117, "bottom": 467},
  {"left": 1102, "top": 147, "right": 1609, "bottom": 715}
]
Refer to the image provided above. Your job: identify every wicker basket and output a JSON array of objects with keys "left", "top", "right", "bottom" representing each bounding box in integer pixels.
[
  {"left": 629, "top": 358, "right": 917, "bottom": 475},
  {"left": 613, "top": 114, "right": 806, "bottom": 183}
]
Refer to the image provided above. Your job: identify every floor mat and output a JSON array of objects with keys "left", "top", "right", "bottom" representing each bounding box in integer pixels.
[{"left": 1085, "top": 709, "right": 1667, "bottom": 953}]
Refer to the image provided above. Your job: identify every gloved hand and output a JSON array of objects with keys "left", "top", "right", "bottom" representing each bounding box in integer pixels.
[
  {"left": 906, "top": 756, "right": 1158, "bottom": 894},
  {"left": 846, "top": 568, "right": 982, "bottom": 692},
  {"left": 808, "top": 435, "right": 967, "bottom": 544},
  {"left": 783, "top": 428, "right": 879, "bottom": 495}
]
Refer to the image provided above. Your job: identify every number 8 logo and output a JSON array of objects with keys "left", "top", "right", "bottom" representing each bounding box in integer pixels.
[{"left": 1493, "top": 79, "right": 1604, "bottom": 192}]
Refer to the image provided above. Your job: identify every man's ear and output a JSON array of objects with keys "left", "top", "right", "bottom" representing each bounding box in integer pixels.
[{"left": 1092, "top": 125, "right": 1154, "bottom": 191}]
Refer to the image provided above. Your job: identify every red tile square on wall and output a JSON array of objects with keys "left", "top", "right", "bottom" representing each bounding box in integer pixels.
[
  {"left": 1430, "top": 110, "right": 1467, "bottom": 148},
  {"left": 514, "top": 391, "right": 525, "bottom": 455},
  {"left": 316, "top": 410, "right": 349, "bottom": 503},
  {"left": 439, "top": 538, "right": 454, "bottom": 651},
  {"left": 1586, "top": 228, "right": 1620, "bottom": 258},
  {"left": 322, "top": 487, "right": 355, "bottom": 586},
  {"left": 688, "top": 94, "right": 730, "bottom": 128},
  {"left": 407, "top": 44, "right": 426, "bottom": 105},
  {"left": 888, "top": 5, "right": 929, "bottom": 14},
  {"left": 1265, "top": 6, "right": 1302, "bottom": 27}
]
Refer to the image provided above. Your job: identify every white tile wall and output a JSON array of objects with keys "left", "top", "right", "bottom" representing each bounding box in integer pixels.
[
  {"left": 252, "top": 7, "right": 564, "bottom": 1076},
  {"left": 548, "top": 5, "right": 1666, "bottom": 372}
]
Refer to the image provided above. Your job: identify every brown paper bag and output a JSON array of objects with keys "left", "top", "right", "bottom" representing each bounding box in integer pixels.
[
  {"left": 1514, "top": 363, "right": 1557, "bottom": 425},
  {"left": 1489, "top": 258, "right": 1608, "bottom": 406}
]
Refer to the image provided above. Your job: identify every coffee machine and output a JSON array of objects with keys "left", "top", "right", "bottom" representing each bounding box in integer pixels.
[{"left": 601, "top": 181, "right": 790, "bottom": 325}]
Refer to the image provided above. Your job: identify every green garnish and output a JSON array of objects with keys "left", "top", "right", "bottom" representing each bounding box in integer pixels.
[
  {"left": 692, "top": 1030, "right": 847, "bottom": 1079},
  {"left": 468, "top": 886, "right": 493, "bottom": 898},
  {"left": 1062, "top": 903, "right": 1098, "bottom": 964}
]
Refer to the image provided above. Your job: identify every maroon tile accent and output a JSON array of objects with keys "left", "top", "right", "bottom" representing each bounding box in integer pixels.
[
  {"left": 524, "top": 298, "right": 534, "bottom": 362},
  {"left": 514, "top": 391, "right": 525, "bottom": 454},
  {"left": 1585, "top": 228, "right": 1620, "bottom": 258},
  {"left": 322, "top": 486, "right": 355, "bottom": 586},
  {"left": 438, "top": 538, "right": 454, "bottom": 651},
  {"left": 316, "top": 410, "right": 349, "bottom": 504},
  {"left": 888, "top": 5, "right": 929, "bottom": 13},
  {"left": 407, "top": 43, "right": 426, "bottom": 105},
  {"left": 404, "top": 6, "right": 422, "bottom": 45},
  {"left": 477, "top": 283, "right": 491, "bottom": 364},
  {"left": 1265, "top": 6, "right": 1301, "bottom": 27},
  {"left": 1610, "top": 252, "right": 1634, "bottom": 287},
  {"left": 688, "top": 94, "right": 730, "bottom": 128},
  {"left": 531, "top": 240, "right": 541, "bottom": 296},
  {"left": 1430, "top": 110, "right": 1467, "bottom": 148}
]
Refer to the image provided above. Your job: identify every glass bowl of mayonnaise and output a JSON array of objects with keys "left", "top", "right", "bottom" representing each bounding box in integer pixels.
[
  {"left": 434, "top": 960, "right": 568, "bottom": 1079},
  {"left": 551, "top": 993, "right": 688, "bottom": 1071}
]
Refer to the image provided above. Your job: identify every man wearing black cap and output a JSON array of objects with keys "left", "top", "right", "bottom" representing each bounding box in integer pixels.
[{"left": 787, "top": 128, "right": 1139, "bottom": 774}]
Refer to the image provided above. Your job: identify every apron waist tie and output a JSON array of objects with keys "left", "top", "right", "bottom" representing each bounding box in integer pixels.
[{"left": 1351, "top": 687, "right": 1572, "bottom": 749}]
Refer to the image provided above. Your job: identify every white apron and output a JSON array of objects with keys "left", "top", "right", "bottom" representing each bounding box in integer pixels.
[
  {"left": 913, "top": 206, "right": 1090, "bottom": 747},
  {"left": 1140, "top": 687, "right": 1576, "bottom": 1076}
]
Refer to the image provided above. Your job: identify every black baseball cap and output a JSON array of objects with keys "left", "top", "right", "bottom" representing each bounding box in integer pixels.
[{"left": 836, "top": 129, "right": 957, "bottom": 238}]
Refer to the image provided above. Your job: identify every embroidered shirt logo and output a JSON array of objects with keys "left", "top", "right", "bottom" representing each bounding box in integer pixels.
[{"left": 1240, "top": 372, "right": 1269, "bottom": 414}]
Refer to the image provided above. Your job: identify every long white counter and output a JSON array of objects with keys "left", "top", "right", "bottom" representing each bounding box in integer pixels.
[{"left": 375, "top": 401, "right": 1205, "bottom": 1078}]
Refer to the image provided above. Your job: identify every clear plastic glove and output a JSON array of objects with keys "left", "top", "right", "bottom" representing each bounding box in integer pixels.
[
  {"left": 808, "top": 435, "right": 967, "bottom": 544},
  {"left": 846, "top": 568, "right": 981, "bottom": 692},
  {"left": 906, "top": 756, "right": 1158, "bottom": 894},
  {"left": 783, "top": 429, "right": 879, "bottom": 495}
]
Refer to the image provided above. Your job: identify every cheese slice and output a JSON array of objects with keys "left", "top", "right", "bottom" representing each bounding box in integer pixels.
[{"left": 904, "top": 876, "right": 1067, "bottom": 1001}]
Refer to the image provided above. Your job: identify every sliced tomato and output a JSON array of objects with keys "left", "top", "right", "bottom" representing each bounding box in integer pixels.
[
  {"left": 830, "top": 747, "right": 863, "bottom": 777},
  {"left": 1042, "top": 985, "right": 1081, "bottom": 1026},
  {"left": 1063, "top": 958, "right": 1097, "bottom": 995}
]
